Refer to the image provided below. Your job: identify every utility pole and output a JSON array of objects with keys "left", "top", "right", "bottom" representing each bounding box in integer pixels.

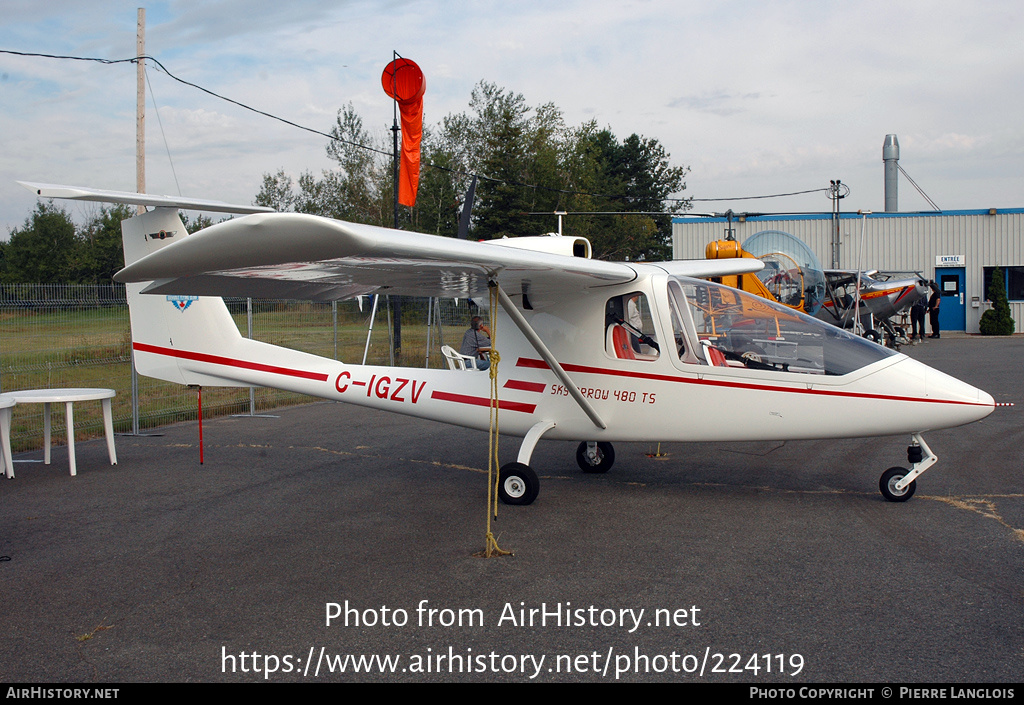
[
  {"left": 130, "top": 7, "right": 146, "bottom": 435},
  {"left": 136, "top": 7, "right": 145, "bottom": 214},
  {"left": 829, "top": 179, "right": 847, "bottom": 269}
]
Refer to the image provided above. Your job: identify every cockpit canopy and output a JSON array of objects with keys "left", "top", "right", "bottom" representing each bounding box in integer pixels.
[{"left": 667, "top": 277, "right": 897, "bottom": 376}]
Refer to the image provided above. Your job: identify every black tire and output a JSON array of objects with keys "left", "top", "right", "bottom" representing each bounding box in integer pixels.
[
  {"left": 575, "top": 441, "right": 615, "bottom": 473},
  {"left": 879, "top": 466, "right": 916, "bottom": 502},
  {"left": 864, "top": 329, "right": 882, "bottom": 343},
  {"left": 498, "top": 462, "right": 539, "bottom": 505}
]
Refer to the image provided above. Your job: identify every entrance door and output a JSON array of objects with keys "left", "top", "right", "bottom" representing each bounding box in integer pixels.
[{"left": 936, "top": 268, "right": 966, "bottom": 331}]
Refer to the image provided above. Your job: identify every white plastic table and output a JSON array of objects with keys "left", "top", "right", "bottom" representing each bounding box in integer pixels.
[
  {"left": 0, "top": 396, "right": 15, "bottom": 479},
  {"left": 0, "top": 388, "right": 117, "bottom": 477}
]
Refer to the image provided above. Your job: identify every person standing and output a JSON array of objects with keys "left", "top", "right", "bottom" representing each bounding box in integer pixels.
[
  {"left": 927, "top": 283, "right": 941, "bottom": 339},
  {"left": 910, "top": 293, "right": 927, "bottom": 343}
]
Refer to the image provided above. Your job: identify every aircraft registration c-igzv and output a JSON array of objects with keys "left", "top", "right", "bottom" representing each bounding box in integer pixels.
[{"left": 20, "top": 182, "right": 997, "bottom": 505}]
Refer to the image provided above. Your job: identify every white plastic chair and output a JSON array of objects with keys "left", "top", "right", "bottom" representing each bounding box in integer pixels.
[{"left": 441, "top": 345, "right": 480, "bottom": 371}]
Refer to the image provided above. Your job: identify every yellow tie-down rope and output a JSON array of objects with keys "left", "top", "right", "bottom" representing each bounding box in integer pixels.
[{"left": 477, "top": 281, "right": 513, "bottom": 559}]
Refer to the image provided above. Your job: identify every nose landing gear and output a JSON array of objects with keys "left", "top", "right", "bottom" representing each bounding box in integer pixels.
[
  {"left": 880, "top": 466, "right": 916, "bottom": 502},
  {"left": 879, "top": 433, "right": 936, "bottom": 502}
]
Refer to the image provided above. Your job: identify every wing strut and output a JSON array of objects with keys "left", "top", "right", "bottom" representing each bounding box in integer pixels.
[{"left": 493, "top": 283, "right": 606, "bottom": 430}]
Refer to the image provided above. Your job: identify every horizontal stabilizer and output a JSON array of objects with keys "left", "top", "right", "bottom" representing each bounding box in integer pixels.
[{"left": 18, "top": 181, "right": 274, "bottom": 215}]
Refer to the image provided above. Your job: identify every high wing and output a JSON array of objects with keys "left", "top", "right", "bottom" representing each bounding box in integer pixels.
[
  {"left": 114, "top": 211, "right": 763, "bottom": 304},
  {"left": 824, "top": 269, "right": 880, "bottom": 287},
  {"left": 115, "top": 212, "right": 633, "bottom": 303}
]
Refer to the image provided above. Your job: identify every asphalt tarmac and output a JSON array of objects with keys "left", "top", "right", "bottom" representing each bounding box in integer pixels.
[{"left": 1, "top": 336, "right": 1021, "bottom": 683}]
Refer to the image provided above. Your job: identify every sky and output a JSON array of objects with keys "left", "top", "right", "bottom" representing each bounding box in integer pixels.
[{"left": 2, "top": 0, "right": 1022, "bottom": 238}]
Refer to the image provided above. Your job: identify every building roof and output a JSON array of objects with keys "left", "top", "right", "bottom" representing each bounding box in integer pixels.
[{"left": 674, "top": 208, "right": 1024, "bottom": 224}]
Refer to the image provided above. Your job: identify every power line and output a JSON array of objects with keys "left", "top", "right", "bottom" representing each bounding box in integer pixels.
[
  {"left": 691, "top": 187, "right": 832, "bottom": 202},
  {"left": 3, "top": 48, "right": 826, "bottom": 207},
  {"left": 0, "top": 49, "right": 391, "bottom": 157},
  {"left": 144, "top": 65, "right": 181, "bottom": 196}
]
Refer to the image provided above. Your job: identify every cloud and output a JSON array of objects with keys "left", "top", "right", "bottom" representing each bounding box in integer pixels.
[
  {"left": 2, "top": 0, "right": 1023, "bottom": 235},
  {"left": 668, "top": 92, "right": 764, "bottom": 117}
]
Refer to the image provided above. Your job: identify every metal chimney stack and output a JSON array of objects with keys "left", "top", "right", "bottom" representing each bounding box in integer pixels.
[{"left": 883, "top": 134, "right": 899, "bottom": 212}]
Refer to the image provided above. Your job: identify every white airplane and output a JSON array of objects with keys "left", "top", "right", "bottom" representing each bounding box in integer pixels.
[{"left": 21, "top": 182, "right": 997, "bottom": 505}]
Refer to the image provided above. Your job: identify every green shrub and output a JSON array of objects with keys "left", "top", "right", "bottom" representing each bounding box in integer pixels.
[{"left": 979, "top": 268, "right": 1015, "bottom": 335}]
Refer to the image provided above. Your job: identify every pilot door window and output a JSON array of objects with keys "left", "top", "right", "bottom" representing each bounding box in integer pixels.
[{"left": 605, "top": 293, "right": 660, "bottom": 361}]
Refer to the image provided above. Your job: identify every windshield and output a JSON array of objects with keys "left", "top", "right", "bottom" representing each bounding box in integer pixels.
[{"left": 667, "top": 277, "right": 897, "bottom": 376}]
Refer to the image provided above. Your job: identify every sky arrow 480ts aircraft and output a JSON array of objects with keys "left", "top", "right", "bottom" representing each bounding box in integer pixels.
[{"left": 22, "top": 182, "right": 996, "bottom": 505}]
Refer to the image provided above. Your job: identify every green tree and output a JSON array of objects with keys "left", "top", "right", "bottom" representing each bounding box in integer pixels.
[
  {"left": 2, "top": 202, "right": 80, "bottom": 283},
  {"left": 79, "top": 204, "right": 133, "bottom": 283},
  {"left": 259, "top": 104, "right": 394, "bottom": 226},
  {"left": 180, "top": 213, "right": 217, "bottom": 234},
  {"left": 979, "top": 268, "right": 1015, "bottom": 335},
  {"left": 463, "top": 83, "right": 535, "bottom": 239},
  {"left": 410, "top": 112, "right": 475, "bottom": 238},
  {"left": 412, "top": 131, "right": 463, "bottom": 237},
  {"left": 254, "top": 169, "right": 296, "bottom": 212},
  {"left": 575, "top": 130, "right": 689, "bottom": 260},
  {"left": 324, "top": 103, "right": 390, "bottom": 225},
  {"left": 253, "top": 83, "right": 691, "bottom": 260}
]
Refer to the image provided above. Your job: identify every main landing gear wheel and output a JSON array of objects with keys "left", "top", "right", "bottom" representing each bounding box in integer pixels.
[
  {"left": 576, "top": 441, "right": 615, "bottom": 473},
  {"left": 498, "top": 462, "right": 539, "bottom": 506},
  {"left": 879, "top": 466, "right": 916, "bottom": 502}
]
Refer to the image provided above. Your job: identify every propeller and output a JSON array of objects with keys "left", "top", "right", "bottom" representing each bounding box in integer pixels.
[{"left": 457, "top": 175, "right": 477, "bottom": 240}]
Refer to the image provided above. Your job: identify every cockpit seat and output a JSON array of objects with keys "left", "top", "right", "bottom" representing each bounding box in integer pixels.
[
  {"left": 701, "top": 340, "right": 728, "bottom": 367},
  {"left": 609, "top": 324, "right": 636, "bottom": 360},
  {"left": 608, "top": 324, "right": 658, "bottom": 361}
]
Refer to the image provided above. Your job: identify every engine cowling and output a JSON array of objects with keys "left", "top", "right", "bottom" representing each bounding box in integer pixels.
[{"left": 488, "top": 234, "right": 592, "bottom": 259}]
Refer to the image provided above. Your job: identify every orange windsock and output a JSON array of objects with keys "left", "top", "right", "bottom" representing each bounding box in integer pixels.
[{"left": 382, "top": 58, "right": 426, "bottom": 207}]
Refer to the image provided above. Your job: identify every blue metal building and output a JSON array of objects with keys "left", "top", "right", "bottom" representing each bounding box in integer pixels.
[{"left": 673, "top": 209, "right": 1024, "bottom": 334}]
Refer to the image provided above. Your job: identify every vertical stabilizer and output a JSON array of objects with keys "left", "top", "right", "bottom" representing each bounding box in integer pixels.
[
  {"left": 18, "top": 182, "right": 307, "bottom": 390},
  {"left": 121, "top": 208, "right": 244, "bottom": 386}
]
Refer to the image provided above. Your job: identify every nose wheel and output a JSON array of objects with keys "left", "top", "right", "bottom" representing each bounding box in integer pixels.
[
  {"left": 879, "top": 433, "right": 936, "bottom": 502},
  {"left": 880, "top": 467, "right": 916, "bottom": 502}
]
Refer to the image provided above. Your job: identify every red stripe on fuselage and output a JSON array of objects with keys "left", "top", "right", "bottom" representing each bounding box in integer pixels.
[
  {"left": 133, "top": 342, "right": 330, "bottom": 382},
  {"left": 515, "top": 357, "right": 988, "bottom": 407},
  {"left": 430, "top": 390, "right": 537, "bottom": 414},
  {"left": 504, "top": 379, "right": 547, "bottom": 393}
]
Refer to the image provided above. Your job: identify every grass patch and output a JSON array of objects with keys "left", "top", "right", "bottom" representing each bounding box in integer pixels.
[{"left": 2, "top": 295, "right": 475, "bottom": 452}]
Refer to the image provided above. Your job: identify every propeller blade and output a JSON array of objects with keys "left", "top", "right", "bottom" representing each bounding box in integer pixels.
[{"left": 457, "top": 175, "right": 477, "bottom": 240}]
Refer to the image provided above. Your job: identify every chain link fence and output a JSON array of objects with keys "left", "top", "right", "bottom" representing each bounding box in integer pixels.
[{"left": 0, "top": 284, "right": 478, "bottom": 452}]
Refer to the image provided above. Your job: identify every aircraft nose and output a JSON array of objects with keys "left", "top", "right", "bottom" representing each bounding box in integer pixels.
[
  {"left": 902, "top": 356, "right": 995, "bottom": 428},
  {"left": 929, "top": 364, "right": 993, "bottom": 402}
]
